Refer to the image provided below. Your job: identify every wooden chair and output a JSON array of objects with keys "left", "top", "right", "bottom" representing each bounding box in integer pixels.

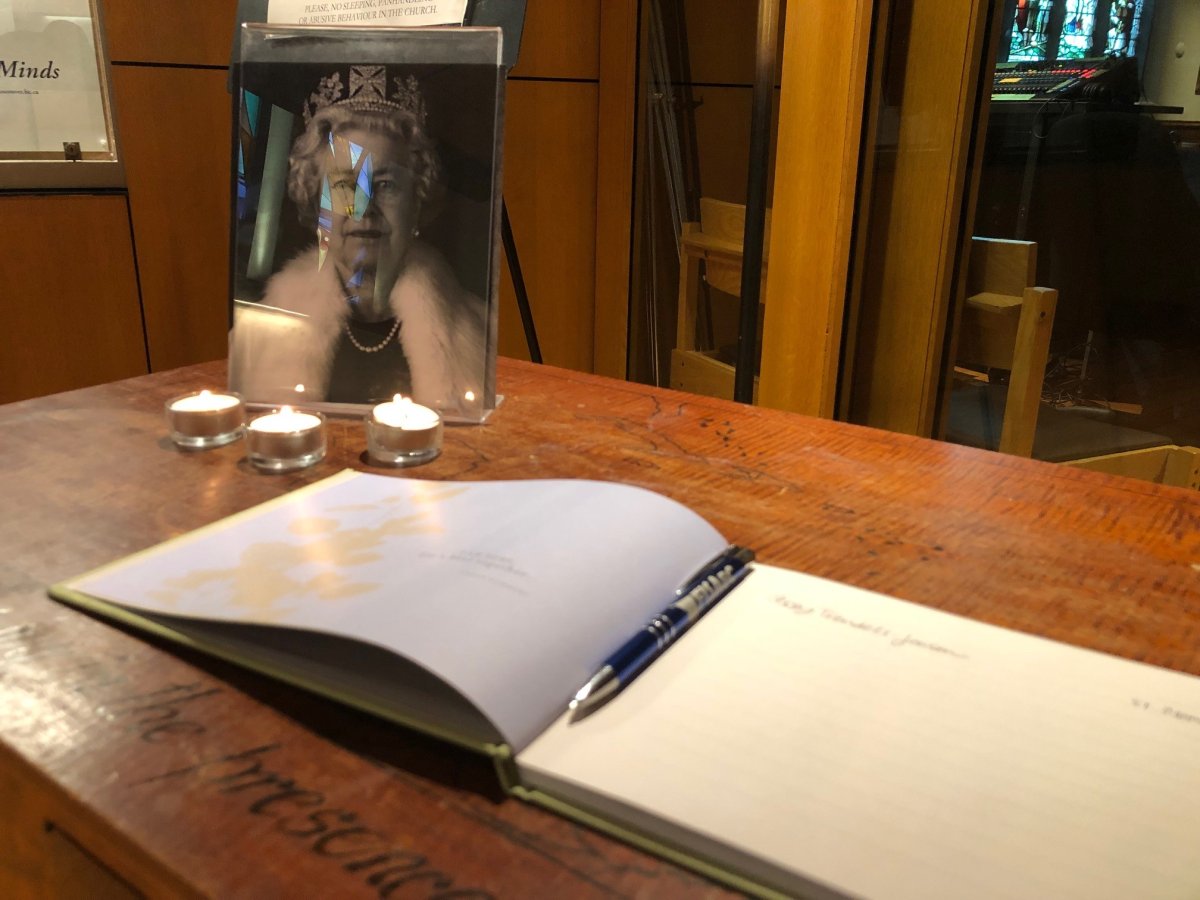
[
  {"left": 947, "top": 238, "right": 1192, "bottom": 487},
  {"left": 1065, "top": 444, "right": 1200, "bottom": 489},
  {"left": 669, "top": 198, "right": 768, "bottom": 401},
  {"left": 946, "top": 237, "right": 1057, "bottom": 457}
]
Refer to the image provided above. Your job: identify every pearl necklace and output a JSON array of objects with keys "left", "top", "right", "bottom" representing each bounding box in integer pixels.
[{"left": 344, "top": 317, "right": 400, "bottom": 353}]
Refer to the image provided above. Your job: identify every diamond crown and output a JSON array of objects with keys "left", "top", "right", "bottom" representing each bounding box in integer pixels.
[{"left": 303, "top": 66, "right": 427, "bottom": 126}]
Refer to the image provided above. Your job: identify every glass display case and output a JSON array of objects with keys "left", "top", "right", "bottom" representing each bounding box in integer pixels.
[{"left": 0, "top": 0, "right": 122, "bottom": 188}]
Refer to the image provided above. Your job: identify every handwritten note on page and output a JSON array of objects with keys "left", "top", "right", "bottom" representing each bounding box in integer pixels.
[{"left": 519, "top": 564, "right": 1200, "bottom": 899}]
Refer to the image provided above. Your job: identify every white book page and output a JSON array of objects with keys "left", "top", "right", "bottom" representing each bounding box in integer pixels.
[
  {"left": 68, "top": 472, "right": 726, "bottom": 751},
  {"left": 519, "top": 564, "right": 1200, "bottom": 899}
]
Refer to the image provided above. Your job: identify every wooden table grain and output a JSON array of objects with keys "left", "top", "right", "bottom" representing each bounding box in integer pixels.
[{"left": 1, "top": 359, "right": 1198, "bottom": 898}]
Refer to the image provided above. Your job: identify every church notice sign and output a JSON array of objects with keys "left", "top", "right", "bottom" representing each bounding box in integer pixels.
[
  {"left": 0, "top": 0, "right": 109, "bottom": 155},
  {"left": 267, "top": 0, "right": 468, "bottom": 28}
]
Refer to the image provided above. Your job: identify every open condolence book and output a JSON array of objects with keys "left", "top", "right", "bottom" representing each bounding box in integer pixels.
[{"left": 51, "top": 471, "right": 1200, "bottom": 899}]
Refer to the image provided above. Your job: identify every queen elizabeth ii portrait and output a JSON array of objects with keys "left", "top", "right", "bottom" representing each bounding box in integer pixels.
[{"left": 229, "top": 62, "right": 497, "bottom": 418}]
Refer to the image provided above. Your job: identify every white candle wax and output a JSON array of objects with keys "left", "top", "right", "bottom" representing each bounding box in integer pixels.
[
  {"left": 371, "top": 397, "right": 440, "bottom": 430},
  {"left": 169, "top": 390, "right": 241, "bottom": 413},
  {"left": 249, "top": 409, "right": 323, "bottom": 433}
]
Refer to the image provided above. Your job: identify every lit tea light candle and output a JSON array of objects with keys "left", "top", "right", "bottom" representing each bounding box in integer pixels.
[
  {"left": 365, "top": 395, "right": 443, "bottom": 467},
  {"left": 165, "top": 390, "right": 245, "bottom": 449},
  {"left": 246, "top": 406, "right": 326, "bottom": 472}
]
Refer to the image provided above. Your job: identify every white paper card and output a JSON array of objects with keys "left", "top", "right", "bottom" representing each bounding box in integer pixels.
[{"left": 266, "top": 0, "right": 468, "bottom": 27}]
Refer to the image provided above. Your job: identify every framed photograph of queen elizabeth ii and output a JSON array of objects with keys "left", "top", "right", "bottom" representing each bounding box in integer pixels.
[{"left": 228, "top": 24, "right": 503, "bottom": 422}]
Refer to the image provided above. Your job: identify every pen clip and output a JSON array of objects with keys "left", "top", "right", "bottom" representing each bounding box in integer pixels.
[{"left": 676, "top": 545, "right": 754, "bottom": 596}]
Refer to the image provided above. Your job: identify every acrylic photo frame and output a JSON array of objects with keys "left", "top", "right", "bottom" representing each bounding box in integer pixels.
[{"left": 228, "top": 24, "right": 503, "bottom": 422}]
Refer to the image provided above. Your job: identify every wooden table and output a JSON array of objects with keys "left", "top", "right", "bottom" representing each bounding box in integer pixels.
[{"left": 2, "top": 359, "right": 1198, "bottom": 898}]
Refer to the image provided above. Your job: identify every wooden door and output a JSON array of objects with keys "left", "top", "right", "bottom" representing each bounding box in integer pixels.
[
  {"left": 757, "top": 0, "right": 878, "bottom": 418},
  {"left": 758, "top": 0, "right": 994, "bottom": 436}
]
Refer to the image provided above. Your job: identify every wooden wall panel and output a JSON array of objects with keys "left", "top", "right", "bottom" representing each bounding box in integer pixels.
[
  {"left": 0, "top": 195, "right": 147, "bottom": 404},
  {"left": 110, "top": 66, "right": 231, "bottom": 372},
  {"left": 105, "top": 0, "right": 592, "bottom": 74},
  {"left": 105, "top": 0, "right": 583, "bottom": 73},
  {"left": 684, "top": 0, "right": 759, "bottom": 84},
  {"left": 501, "top": 0, "right": 622, "bottom": 374},
  {"left": 683, "top": 0, "right": 785, "bottom": 86},
  {"left": 102, "top": 0, "right": 240, "bottom": 66},
  {"left": 510, "top": 0, "right": 600, "bottom": 79},
  {"left": 104, "top": 0, "right": 594, "bottom": 75},
  {"left": 592, "top": 0, "right": 639, "bottom": 379},
  {"left": 97, "top": 0, "right": 620, "bottom": 381},
  {"left": 691, "top": 87, "right": 781, "bottom": 205},
  {"left": 693, "top": 89, "right": 753, "bottom": 204},
  {"left": 499, "top": 80, "right": 599, "bottom": 369}
]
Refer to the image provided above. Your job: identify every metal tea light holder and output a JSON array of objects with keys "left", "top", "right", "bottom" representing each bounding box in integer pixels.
[
  {"left": 245, "top": 407, "right": 327, "bottom": 471},
  {"left": 365, "top": 396, "right": 443, "bottom": 467},
  {"left": 165, "top": 390, "right": 246, "bottom": 449}
]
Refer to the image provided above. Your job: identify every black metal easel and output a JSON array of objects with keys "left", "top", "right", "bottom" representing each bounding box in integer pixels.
[{"left": 501, "top": 200, "right": 541, "bottom": 363}]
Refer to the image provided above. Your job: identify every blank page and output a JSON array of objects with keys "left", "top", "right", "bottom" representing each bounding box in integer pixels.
[
  {"left": 64, "top": 472, "right": 726, "bottom": 751},
  {"left": 519, "top": 564, "right": 1200, "bottom": 899}
]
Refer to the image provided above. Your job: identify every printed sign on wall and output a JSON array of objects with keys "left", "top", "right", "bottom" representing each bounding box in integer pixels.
[
  {"left": 267, "top": 0, "right": 468, "bottom": 28},
  {"left": 0, "top": 0, "right": 108, "bottom": 155}
]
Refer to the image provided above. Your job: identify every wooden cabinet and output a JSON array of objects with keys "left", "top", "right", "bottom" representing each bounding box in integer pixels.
[
  {"left": 106, "top": 0, "right": 238, "bottom": 372},
  {"left": 110, "top": 66, "right": 232, "bottom": 372}
]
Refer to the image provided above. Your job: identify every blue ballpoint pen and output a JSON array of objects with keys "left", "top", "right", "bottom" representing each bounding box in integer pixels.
[{"left": 567, "top": 545, "right": 755, "bottom": 722}]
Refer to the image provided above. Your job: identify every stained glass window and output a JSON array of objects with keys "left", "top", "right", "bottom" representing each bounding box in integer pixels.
[
  {"left": 1007, "top": 0, "right": 1143, "bottom": 62},
  {"left": 1056, "top": 2, "right": 1099, "bottom": 58}
]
